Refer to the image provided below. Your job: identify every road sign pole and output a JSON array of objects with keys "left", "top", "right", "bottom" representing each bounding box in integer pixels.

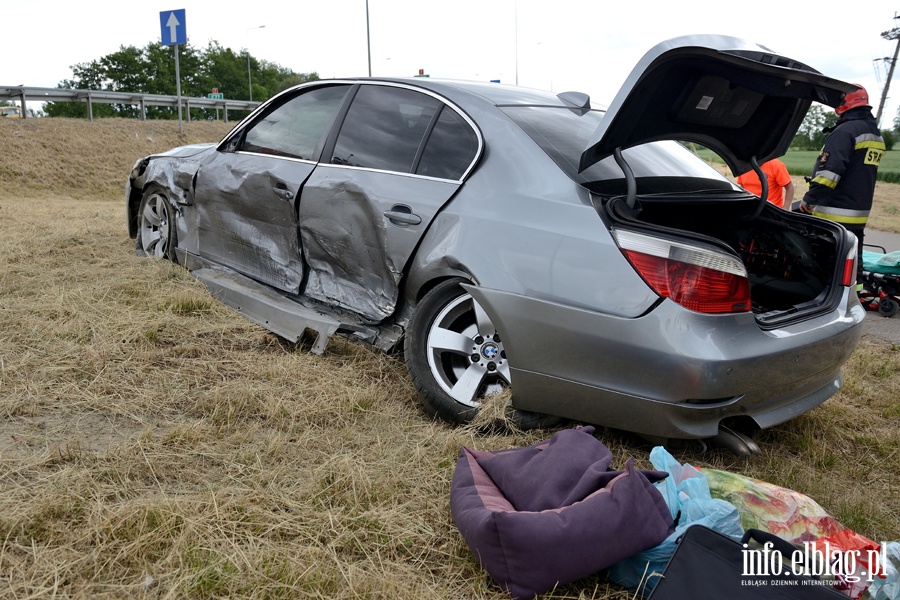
[
  {"left": 160, "top": 9, "right": 187, "bottom": 133},
  {"left": 174, "top": 44, "right": 183, "bottom": 134}
]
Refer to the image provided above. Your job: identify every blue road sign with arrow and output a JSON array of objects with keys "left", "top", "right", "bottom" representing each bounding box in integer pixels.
[{"left": 160, "top": 9, "right": 187, "bottom": 46}]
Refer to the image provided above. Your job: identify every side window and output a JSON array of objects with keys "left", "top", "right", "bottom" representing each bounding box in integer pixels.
[
  {"left": 241, "top": 85, "right": 350, "bottom": 160},
  {"left": 331, "top": 86, "right": 440, "bottom": 173},
  {"left": 417, "top": 108, "right": 479, "bottom": 180}
]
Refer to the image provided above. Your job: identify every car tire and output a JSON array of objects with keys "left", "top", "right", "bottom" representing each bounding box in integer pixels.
[
  {"left": 135, "top": 186, "right": 176, "bottom": 261},
  {"left": 405, "top": 278, "right": 561, "bottom": 429}
]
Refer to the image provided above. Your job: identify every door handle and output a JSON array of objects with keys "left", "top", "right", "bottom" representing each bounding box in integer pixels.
[
  {"left": 273, "top": 183, "right": 294, "bottom": 201},
  {"left": 384, "top": 205, "right": 422, "bottom": 226}
]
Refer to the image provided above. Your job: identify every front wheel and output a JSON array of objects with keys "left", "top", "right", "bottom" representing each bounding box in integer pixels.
[
  {"left": 135, "top": 186, "right": 176, "bottom": 260},
  {"left": 405, "top": 278, "right": 561, "bottom": 429}
]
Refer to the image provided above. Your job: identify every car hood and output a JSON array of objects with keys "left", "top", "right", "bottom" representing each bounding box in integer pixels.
[
  {"left": 152, "top": 142, "right": 218, "bottom": 159},
  {"left": 579, "top": 35, "right": 856, "bottom": 176}
]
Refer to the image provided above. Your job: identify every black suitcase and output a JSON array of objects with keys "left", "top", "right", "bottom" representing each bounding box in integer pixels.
[{"left": 648, "top": 525, "right": 847, "bottom": 599}]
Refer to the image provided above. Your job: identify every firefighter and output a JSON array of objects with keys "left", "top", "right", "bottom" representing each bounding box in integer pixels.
[{"left": 798, "top": 84, "right": 885, "bottom": 289}]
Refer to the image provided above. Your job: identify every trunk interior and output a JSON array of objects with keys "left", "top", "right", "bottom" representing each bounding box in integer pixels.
[{"left": 605, "top": 195, "right": 847, "bottom": 324}]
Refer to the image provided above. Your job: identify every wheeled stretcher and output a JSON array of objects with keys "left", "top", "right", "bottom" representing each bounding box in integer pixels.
[{"left": 858, "top": 245, "right": 900, "bottom": 318}]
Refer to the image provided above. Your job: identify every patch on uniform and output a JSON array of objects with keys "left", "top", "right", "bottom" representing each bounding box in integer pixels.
[
  {"left": 818, "top": 152, "right": 829, "bottom": 164},
  {"left": 864, "top": 148, "right": 884, "bottom": 166}
]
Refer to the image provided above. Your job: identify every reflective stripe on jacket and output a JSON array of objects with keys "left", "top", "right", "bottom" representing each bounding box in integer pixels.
[{"left": 810, "top": 205, "right": 870, "bottom": 225}]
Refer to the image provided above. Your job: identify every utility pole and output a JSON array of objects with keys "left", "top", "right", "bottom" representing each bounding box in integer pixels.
[
  {"left": 366, "top": 0, "right": 372, "bottom": 77},
  {"left": 246, "top": 26, "right": 266, "bottom": 102},
  {"left": 876, "top": 13, "right": 900, "bottom": 128}
]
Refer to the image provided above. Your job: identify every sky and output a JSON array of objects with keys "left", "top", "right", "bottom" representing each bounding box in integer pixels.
[{"left": 4, "top": 1, "right": 900, "bottom": 127}]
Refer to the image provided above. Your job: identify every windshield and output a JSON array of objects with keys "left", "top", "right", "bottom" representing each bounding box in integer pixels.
[{"left": 500, "top": 105, "right": 740, "bottom": 195}]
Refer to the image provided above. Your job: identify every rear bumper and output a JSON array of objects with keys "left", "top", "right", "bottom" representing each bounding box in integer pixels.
[{"left": 467, "top": 285, "right": 864, "bottom": 439}]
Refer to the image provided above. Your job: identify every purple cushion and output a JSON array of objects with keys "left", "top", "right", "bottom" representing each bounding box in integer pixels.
[
  {"left": 450, "top": 427, "right": 674, "bottom": 600},
  {"left": 475, "top": 426, "right": 668, "bottom": 511}
]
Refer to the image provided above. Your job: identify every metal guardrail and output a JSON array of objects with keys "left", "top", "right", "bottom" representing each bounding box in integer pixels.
[{"left": 0, "top": 86, "right": 261, "bottom": 123}]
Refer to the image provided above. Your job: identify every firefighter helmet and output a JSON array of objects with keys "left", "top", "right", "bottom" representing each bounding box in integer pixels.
[{"left": 835, "top": 85, "right": 870, "bottom": 115}]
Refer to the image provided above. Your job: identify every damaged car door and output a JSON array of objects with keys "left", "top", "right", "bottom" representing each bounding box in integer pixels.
[
  {"left": 297, "top": 83, "right": 481, "bottom": 321},
  {"left": 194, "top": 84, "right": 351, "bottom": 293}
]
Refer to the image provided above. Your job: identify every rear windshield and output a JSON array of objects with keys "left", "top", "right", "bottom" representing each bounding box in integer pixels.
[{"left": 500, "top": 105, "right": 738, "bottom": 195}]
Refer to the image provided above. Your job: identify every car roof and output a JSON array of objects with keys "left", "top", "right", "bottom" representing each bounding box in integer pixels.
[
  {"left": 322, "top": 77, "right": 584, "bottom": 112},
  {"left": 387, "top": 79, "right": 574, "bottom": 106}
]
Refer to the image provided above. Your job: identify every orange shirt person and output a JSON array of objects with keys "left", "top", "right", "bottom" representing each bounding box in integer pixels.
[{"left": 736, "top": 158, "right": 794, "bottom": 209}]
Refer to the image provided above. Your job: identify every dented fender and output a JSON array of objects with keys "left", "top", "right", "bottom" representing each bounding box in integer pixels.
[{"left": 125, "top": 144, "right": 218, "bottom": 239}]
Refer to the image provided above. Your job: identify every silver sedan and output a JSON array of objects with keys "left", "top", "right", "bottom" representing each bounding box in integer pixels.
[{"left": 126, "top": 35, "right": 864, "bottom": 455}]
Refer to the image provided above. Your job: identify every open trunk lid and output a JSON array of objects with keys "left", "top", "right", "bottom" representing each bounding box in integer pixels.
[{"left": 579, "top": 35, "right": 856, "bottom": 176}]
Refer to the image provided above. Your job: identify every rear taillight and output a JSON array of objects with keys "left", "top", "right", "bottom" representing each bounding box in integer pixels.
[
  {"left": 615, "top": 230, "right": 751, "bottom": 314},
  {"left": 841, "top": 237, "right": 857, "bottom": 287}
]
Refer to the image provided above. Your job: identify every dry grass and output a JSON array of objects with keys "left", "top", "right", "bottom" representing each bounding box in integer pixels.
[
  {"left": 0, "top": 117, "right": 237, "bottom": 200},
  {"left": 870, "top": 180, "right": 900, "bottom": 234},
  {"left": 0, "top": 119, "right": 898, "bottom": 598}
]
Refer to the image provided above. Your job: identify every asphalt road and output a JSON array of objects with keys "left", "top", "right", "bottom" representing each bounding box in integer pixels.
[{"left": 859, "top": 228, "right": 900, "bottom": 345}]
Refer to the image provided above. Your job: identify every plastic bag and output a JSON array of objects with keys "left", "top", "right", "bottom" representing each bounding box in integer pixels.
[
  {"left": 702, "top": 468, "right": 846, "bottom": 543},
  {"left": 865, "top": 541, "right": 899, "bottom": 600},
  {"left": 813, "top": 529, "right": 881, "bottom": 599},
  {"left": 701, "top": 469, "right": 899, "bottom": 599},
  {"left": 607, "top": 447, "right": 743, "bottom": 596}
]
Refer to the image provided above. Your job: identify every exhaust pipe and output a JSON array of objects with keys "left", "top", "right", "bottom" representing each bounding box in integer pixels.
[{"left": 712, "top": 425, "right": 760, "bottom": 456}]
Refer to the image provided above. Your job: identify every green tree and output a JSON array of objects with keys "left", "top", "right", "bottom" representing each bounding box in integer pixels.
[
  {"left": 43, "top": 40, "right": 317, "bottom": 120},
  {"left": 275, "top": 72, "right": 321, "bottom": 95},
  {"left": 791, "top": 104, "right": 837, "bottom": 150},
  {"left": 202, "top": 42, "right": 253, "bottom": 101}
]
